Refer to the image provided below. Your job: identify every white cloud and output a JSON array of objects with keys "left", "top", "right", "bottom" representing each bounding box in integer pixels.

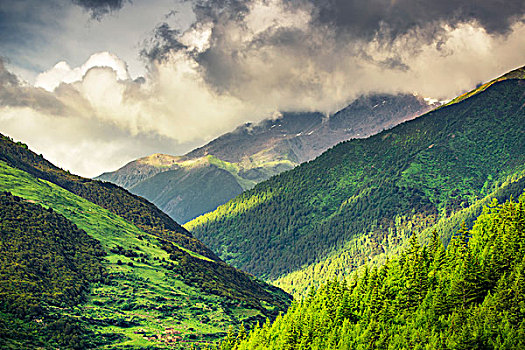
[
  {"left": 35, "top": 52, "right": 130, "bottom": 91},
  {"left": 1, "top": 0, "right": 525, "bottom": 179},
  {"left": 179, "top": 22, "right": 213, "bottom": 53},
  {"left": 0, "top": 51, "right": 256, "bottom": 177}
]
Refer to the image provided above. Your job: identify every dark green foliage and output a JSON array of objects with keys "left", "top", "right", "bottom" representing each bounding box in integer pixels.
[
  {"left": 188, "top": 78, "right": 525, "bottom": 280},
  {"left": 0, "top": 191, "right": 105, "bottom": 348},
  {"left": 220, "top": 194, "right": 525, "bottom": 349},
  {"left": 0, "top": 191, "right": 105, "bottom": 315},
  {"left": 0, "top": 134, "right": 220, "bottom": 261},
  {"left": 162, "top": 241, "right": 291, "bottom": 315}
]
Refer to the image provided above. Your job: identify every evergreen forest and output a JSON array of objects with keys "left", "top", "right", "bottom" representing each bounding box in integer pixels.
[{"left": 217, "top": 193, "right": 525, "bottom": 349}]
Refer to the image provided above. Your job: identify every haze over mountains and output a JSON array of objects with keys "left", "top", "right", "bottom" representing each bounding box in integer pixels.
[{"left": 98, "top": 93, "right": 436, "bottom": 223}]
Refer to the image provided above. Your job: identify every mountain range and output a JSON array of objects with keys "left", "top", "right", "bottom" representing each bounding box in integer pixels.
[
  {"left": 97, "top": 93, "right": 435, "bottom": 223},
  {"left": 186, "top": 66, "right": 525, "bottom": 297},
  {"left": 2, "top": 64, "right": 525, "bottom": 349}
]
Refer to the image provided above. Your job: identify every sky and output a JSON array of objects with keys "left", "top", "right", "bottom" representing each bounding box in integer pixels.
[{"left": 0, "top": 0, "right": 524, "bottom": 177}]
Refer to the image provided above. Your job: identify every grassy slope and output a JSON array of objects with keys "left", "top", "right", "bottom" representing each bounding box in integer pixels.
[
  {"left": 0, "top": 135, "right": 219, "bottom": 261},
  {"left": 186, "top": 76, "right": 525, "bottom": 285},
  {"left": 0, "top": 192, "right": 105, "bottom": 349},
  {"left": 0, "top": 160, "right": 290, "bottom": 348}
]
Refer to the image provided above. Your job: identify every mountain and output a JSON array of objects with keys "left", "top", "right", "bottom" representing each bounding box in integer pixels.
[
  {"left": 0, "top": 134, "right": 291, "bottom": 349},
  {"left": 97, "top": 93, "right": 435, "bottom": 223},
  {"left": 186, "top": 66, "right": 525, "bottom": 295},
  {"left": 220, "top": 193, "right": 525, "bottom": 349}
]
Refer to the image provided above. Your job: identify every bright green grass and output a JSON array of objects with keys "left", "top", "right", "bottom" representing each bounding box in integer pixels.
[{"left": 0, "top": 160, "right": 263, "bottom": 348}]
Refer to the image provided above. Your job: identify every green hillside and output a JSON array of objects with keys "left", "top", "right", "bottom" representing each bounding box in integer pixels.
[
  {"left": 273, "top": 173, "right": 525, "bottom": 298},
  {"left": 187, "top": 73, "right": 525, "bottom": 286},
  {"left": 0, "top": 134, "right": 218, "bottom": 261},
  {"left": 0, "top": 192, "right": 105, "bottom": 349},
  {"left": 0, "top": 146, "right": 291, "bottom": 348},
  {"left": 220, "top": 193, "right": 525, "bottom": 349}
]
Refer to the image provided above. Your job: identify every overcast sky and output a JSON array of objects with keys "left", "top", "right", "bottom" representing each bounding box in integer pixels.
[{"left": 1, "top": 0, "right": 524, "bottom": 177}]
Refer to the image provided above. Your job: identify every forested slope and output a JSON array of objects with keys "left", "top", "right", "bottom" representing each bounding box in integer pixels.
[
  {"left": 187, "top": 73, "right": 525, "bottom": 282},
  {"left": 273, "top": 173, "right": 525, "bottom": 298},
  {"left": 0, "top": 192, "right": 105, "bottom": 348},
  {"left": 220, "top": 193, "right": 525, "bottom": 349},
  {"left": 0, "top": 142, "right": 291, "bottom": 348},
  {"left": 131, "top": 159, "right": 245, "bottom": 223}
]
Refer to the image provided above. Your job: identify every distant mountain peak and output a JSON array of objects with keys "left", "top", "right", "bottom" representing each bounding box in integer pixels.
[
  {"left": 98, "top": 92, "right": 435, "bottom": 223},
  {"left": 137, "top": 153, "right": 182, "bottom": 167}
]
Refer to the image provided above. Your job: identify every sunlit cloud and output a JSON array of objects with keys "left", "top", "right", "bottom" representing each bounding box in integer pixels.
[
  {"left": 35, "top": 52, "right": 130, "bottom": 91},
  {"left": 0, "top": 0, "right": 524, "bottom": 178}
]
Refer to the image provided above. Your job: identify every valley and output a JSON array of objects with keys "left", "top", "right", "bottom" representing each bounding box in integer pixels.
[
  {"left": 1, "top": 3, "right": 525, "bottom": 346},
  {"left": 187, "top": 67, "right": 525, "bottom": 297},
  {"left": 0, "top": 136, "right": 290, "bottom": 349}
]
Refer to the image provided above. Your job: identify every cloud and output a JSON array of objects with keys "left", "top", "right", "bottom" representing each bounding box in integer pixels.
[
  {"left": 0, "top": 53, "right": 255, "bottom": 177},
  {"left": 0, "top": 60, "right": 68, "bottom": 115},
  {"left": 311, "top": 0, "right": 525, "bottom": 39},
  {"left": 1, "top": 0, "right": 525, "bottom": 178},
  {"left": 141, "top": 0, "right": 525, "bottom": 113},
  {"left": 72, "top": 0, "right": 127, "bottom": 19},
  {"left": 35, "top": 52, "right": 130, "bottom": 91},
  {"left": 0, "top": 103, "right": 193, "bottom": 177},
  {"left": 0, "top": 0, "right": 194, "bottom": 81}
]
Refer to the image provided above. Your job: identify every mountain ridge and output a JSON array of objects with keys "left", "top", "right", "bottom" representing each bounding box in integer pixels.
[
  {"left": 186, "top": 68, "right": 525, "bottom": 290},
  {"left": 0, "top": 135, "right": 291, "bottom": 348},
  {"left": 98, "top": 93, "right": 435, "bottom": 223}
]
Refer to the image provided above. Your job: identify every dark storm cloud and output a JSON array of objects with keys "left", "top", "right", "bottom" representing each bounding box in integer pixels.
[
  {"left": 192, "top": 0, "right": 250, "bottom": 22},
  {"left": 141, "top": 23, "right": 187, "bottom": 62},
  {"left": 312, "top": 0, "right": 525, "bottom": 39},
  {"left": 72, "top": 0, "right": 128, "bottom": 19},
  {"left": 140, "top": 0, "right": 525, "bottom": 99},
  {"left": 148, "top": 0, "right": 525, "bottom": 57},
  {"left": 140, "top": 0, "right": 250, "bottom": 62}
]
